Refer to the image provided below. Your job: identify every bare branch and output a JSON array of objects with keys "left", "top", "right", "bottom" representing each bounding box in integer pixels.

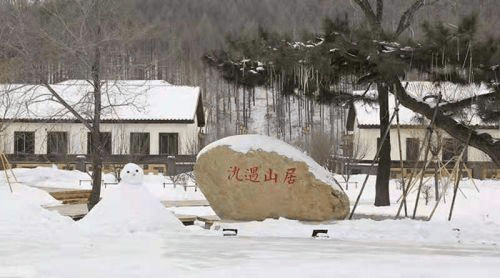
[
  {"left": 42, "top": 82, "right": 93, "bottom": 131},
  {"left": 439, "top": 92, "right": 494, "bottom": 111},
  {"left": 394, "top": 0, "right": 440, "bottom": 39},
  {"left": 376, "top": 0, "right": 383, "bottom": 22},
  {"left": 352, "top": 0, "right": 382, "bottom": 34},
  {"left": 391, "top": 77, "right": 500, "bottom": 166}
]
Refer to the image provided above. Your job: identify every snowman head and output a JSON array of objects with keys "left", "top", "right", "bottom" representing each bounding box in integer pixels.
[{"left": 120, "top": 163, "right": 144, "bottom": 185}]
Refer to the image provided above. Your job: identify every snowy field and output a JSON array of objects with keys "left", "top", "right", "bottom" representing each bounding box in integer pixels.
[{"left": 1, "top": 166, "right": 500, "bottom": 277}]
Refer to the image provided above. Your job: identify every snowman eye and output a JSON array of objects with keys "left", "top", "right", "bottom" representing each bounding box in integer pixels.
[
  {"left": 127, "top": 171, "right": 130, "bottom": 173},
  {"left": 135, "top": 169, "right": 139, "bottom": 172}
]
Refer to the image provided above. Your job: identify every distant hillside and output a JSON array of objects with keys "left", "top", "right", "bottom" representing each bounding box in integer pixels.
[
  {"left": 127, "top": 0, "right": 500, "bottom": 86},
  {"left": 135, "top": 0, "right": 500, "bottom": 58}
]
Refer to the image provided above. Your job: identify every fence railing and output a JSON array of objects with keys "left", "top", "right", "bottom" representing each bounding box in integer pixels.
[{"left": 5, "top": 154, "right": 197, "bottom": 176}]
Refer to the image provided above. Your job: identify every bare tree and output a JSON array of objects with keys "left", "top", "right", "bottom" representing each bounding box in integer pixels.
[
  {"left": 307, "top": 130, "right": 335, "bottom": 168},
  {"left": 1, "top": 0, "right": 142, "bottom": 209}
]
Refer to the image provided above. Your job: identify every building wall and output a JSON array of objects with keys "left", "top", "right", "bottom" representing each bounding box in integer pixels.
[
  {"left": 354, "top": 124, "right": 500, "bottom": 162},
  {"left": 0, "top": 121, "right": 201, "bottom": 155}
]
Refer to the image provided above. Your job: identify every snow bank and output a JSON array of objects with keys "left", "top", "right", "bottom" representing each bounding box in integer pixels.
[
  {"left": 0, "top": 170, "right": 61, "bottom": 206},
  {"left": 11, "top": 183, "right": 61, "bottom": 206},
  {"left": 198, "top": 134, "right": 342, "bottom": 189},
  {"left": 0, "top": 184, "right": 78, "bottom": 242},
  {"left": 206, "top": 174, "right": 500, "bottom": 245},
  {"left": 11, "top": 165, "right": 114, "bottom": 190},
  {"left": 212, "top": 217, "right": 460, "bottom": 244},
  {"left": 340, "top": 174, "right": 500, "bottom": 226}
]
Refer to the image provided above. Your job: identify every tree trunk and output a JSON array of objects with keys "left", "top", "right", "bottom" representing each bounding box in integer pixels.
[
  {"left": 375, "top": 83, "right": 391, "bottom": 206},
  {"left": 434, "top": 155, "right": 439, "bottom": 201},
  {"left": 89, "top": 132, "right": 102, "bottom": 210},
  {"left": 215, "top": 77, "right": 220, "bottom": 138},
  {"left": 88, "top": 1, "right": 102, "bottom": 211}
]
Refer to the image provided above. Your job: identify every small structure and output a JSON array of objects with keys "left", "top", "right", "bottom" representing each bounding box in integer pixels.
[
  {"left": 345, "top": 81, "right": 498, "bottom": 179},
  {"left": 0, "top": 80, "right": 205, "bottom": 173}
]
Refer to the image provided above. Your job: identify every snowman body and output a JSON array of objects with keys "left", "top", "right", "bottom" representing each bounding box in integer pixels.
[{"left": 79, "top": 163, "right": 183, "bottom": 234}]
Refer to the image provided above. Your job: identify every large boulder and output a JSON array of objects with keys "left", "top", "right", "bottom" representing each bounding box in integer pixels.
[{"left": 194, "top": 135, "right": 349, "bottom": 221}]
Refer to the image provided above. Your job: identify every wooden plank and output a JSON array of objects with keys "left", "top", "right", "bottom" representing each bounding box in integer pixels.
[
  {"left": 162, "top": 200, "right": 209, "bottom": 207},
  {"left": 197, "top": 215, "right": 220, "bottom": 221},
  {"left": 34, "top": 186, "right": 89, "bottom": 193},
  {"left": 44, "top": 203, "right": 88, "bottom": 219}
]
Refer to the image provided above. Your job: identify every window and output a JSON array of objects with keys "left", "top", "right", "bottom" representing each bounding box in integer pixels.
[
  {"left": 442, "top": 138, "right": 467, "bottom": 162},
  {"left": 47, "top": 132, "right": 68, "bottom": 154},
  {"left": 14, "top": 132, "right": 35, "bottom": 154},
  {"left": 87, "top": 132, "right": 112, "bottom": 155},
  {"left": 406, "top": 138, "right": 420, "bottom": 161},
  {"left": 159, "top": 133, "right": 178, "bottom": 155},
  {"left": 130, "top": 133, "right": 150, "bottom": 155}
]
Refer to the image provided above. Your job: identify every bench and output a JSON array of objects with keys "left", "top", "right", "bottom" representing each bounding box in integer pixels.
[
  {"left": 163, "top": 180, "right": 198, "bottom": 191},
  {"left": 79, "top": 179, "right": 119, "bottom": 188},
  {"left": 197, "top": 215, "right": 220, "bottom": 229},
  {"left": 177, "top": 184, "right": 198, "bottom": 192},
  {"left": 103, "top": 182, "right": 119, "bottom": 188},
  {"left": 338, "top": 181, "right": 358, "bottom": 189}
]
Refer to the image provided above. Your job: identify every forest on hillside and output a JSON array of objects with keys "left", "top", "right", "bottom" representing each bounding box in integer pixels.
[{"left": 132, "top": 0, "right": 500, "bottom": 85}]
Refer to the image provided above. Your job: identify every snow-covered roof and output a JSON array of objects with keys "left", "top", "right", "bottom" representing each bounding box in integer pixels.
[
  {"left": 353, "top": 81, "right": 492, "bottom": 127},
  {"left": 0, "top": 80, "right": 204, "bottom": 125}
]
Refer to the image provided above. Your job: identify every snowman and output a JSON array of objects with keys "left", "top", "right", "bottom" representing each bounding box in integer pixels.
[
  {"left": 119, "top": 162, "right": 144, "bottom": 186},
  {"left": 79, "top": 163, "right": 184, "bottom": 234}
]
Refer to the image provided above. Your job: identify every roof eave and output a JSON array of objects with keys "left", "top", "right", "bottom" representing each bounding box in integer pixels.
[
  {"left": 3, "top": 118, "right": 196, "bottom": 124},
  {"left": 357, "top": 124, "right": 499, "bottom": 129}
]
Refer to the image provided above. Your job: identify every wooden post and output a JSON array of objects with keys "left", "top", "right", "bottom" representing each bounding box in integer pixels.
[
  {"left": 434, "top": 155, "right": 439, "bottom": 201},
  {"left": 394, "top": 98, "right": 408, "bottom": 216},
  {"left": 428, "top": 131, "right": 471, "bottom": 221},
  {"left": 412, "top": 93, "right": 442, "bottom": 219},
  {"left": 167, "top": 156, "right": 176, "bottom": 176},
  {"left": 76, "top": 155, "right": 86, "bottom": 172},
  {"left": 0, "top": 153, "right": 14, "bottom": 193},
  {"left": 448, "top": 161, "right": 464, "bottom": 221},
  {"left": 349, "top": 108, "right": 397, "bottom": 219}
]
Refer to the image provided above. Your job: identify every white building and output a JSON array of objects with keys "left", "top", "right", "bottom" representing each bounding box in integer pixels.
[
  {"left": 0, "top": 80, "right": 205, "bottom": 158},
  {"left": 346, "top": 81, "right": 498, "bottom": 178}
]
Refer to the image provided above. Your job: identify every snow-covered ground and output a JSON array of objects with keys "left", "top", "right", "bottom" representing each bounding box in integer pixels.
[{"left": 1, "top": 166, "right": 500, "bottom": 277}]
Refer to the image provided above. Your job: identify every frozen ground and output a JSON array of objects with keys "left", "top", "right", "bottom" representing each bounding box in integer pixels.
[
  {"left": 1, "top": 166, "right": 500, "bottom": 277},
  {"left": 2, "top": 231, "right": 499, "bottom": 278}
]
